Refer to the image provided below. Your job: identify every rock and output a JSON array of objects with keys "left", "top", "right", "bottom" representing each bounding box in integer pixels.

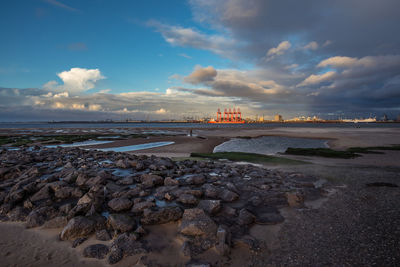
[
  {"left": 177, "top": 194, "right": 199, "bottom": 205},
  {"left": 220, "top": 190, "right": 239, "bottom": 202},
  {"left": 216, "top": 225, "right": 231, "bottom": 256},
  {"left": 108, "top": 248, "right": 123, "bottom": 265},
  {"left": 108, "top": 198, "right": 133, "bottom": 212},
  {"left": 179, "top": 208, "right": 217, "bottom": 237},
  {"left": 54, "top": 187, "right": 74, "bottom": 199},
  {"left": 286, "top": 192, "right": 304, "bottom": 207},
  {"left": 30, "top": 186, "right": 51, "bottom": 202},
  {"left": 226, "top": 182, "right": 239, "bottom": 194},
  {"left": 107, "top": 214, "right": 136, "bottom": 233},
  {"left": 59, "top": 203, "right": 73, "bottom": 214},
  {"left": 109, "top": 233, "right": 148, "bottom": 262},
  {"left": 185, "top": 175, "right": 206, "bottom": 185},
  {"left": 221, "top": 206, "right": 236, "bottom": 216},
  {"left": 42, "top": 216, "right": 68, "bottom": 228},
  {"left": 118, "top": 177, "right": 134, "bottom": 185},
  {"left": 197, "top": 200, "right": 221, "bottom": 215},
  {"left": 131, "top": 201, "right": 156, "bottom": 213},
  {"left": 233, "top": 235, "right": 263, "bottom": 252},
  {"left": 75, "top": 173, "right": 88, "bottom": 187},
  {"left": 60, "top": 216, "right": 96, "bottom": 240},
  {"left": 86, "top": 176, "right": 107, "bottom": 187},
  {"left": 141, "top": 207, "right": 183, "bottom": 225},
  {"left": 255, "top": 212, "right": 285, "bottom": 225},
  {"left": 77, "top": 194, "right": 92, "bottom": 206},
  {"left": 181, "top": 241, "right": 192, "bottom": 257},
  {"left": 7, "top": 189, "right": 25, "bottom": 203},
  {"left": 238, "top": 209, "right": 255, "bottom": 225},
  {"left": 83, "top": 244, "right": 109, "bottom": 259},
  {"left": 8, "top": 207, "right": 29, "bottom": 221},
  {"left": 72, "top": 237, "right": 87, "bottom": 248},
  {"left": 135, "top": 162, "right": 145, "bottom": 171},
  {"left": 186, "top": 263, "right": 211, "bottom": 267},
  {"left": 202, "top": 184, "right": 220, "bottom": 198},
  {"left": 26, "top": 207, "right": 56, "bottom": 228},
  {"left": 96, "top": 229, "right": 112, "bottom": 241},
  {"left": 116, "top": 159, "right": 129, "bottom": 169},
  {"left": 164, "top": 177, "right": 179, "bottom": 186},
  {"left": 140, "top": 174, "right": 163, "bottom": 188}
]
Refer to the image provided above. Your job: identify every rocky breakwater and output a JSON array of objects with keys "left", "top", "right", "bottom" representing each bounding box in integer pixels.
[{"left": 0, "top": 146, "right": 324, "bottom": 265}]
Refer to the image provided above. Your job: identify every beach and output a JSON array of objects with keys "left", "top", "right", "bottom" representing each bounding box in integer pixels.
[{"left": 0, "top": 124, "right": 399, "bottom": 266}]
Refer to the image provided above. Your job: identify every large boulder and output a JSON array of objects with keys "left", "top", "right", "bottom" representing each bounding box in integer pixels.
[
  {"left": 30, "top": 186, "right": 51, "bottom": 202},
  {"left": 219, "top": 190, "right": 239, "bottom": 202},
  {"left": 107, "top": 214, "right": 136, "bottom": 233},
  {"left": 177, "top": 194, "right": 199, "bottom": 205},
  {"left": 237, "top": 209, "right": 255, "bottom": 225},
  {"left": 178, "top": 208, "right": 217, "bottom": 237},
  {"left": 197, "top": 200, "right": 221, "bottom": 215},
  {"left": 202, "top": 184, "right": 220, "bottom": 198},
  {"left": 108, "top": 198, "right": 133, "bottom": 212},
  {"left": 140, "top": 174, "right": 164, "bottom": 188},
  {"left": 141, "top": 207, "right": 183, "bottom": 225},
  {"left": 131, "top": 201, "right": 155, "bottom": 214},
  {"left": 60, "top": 216, "right": 96, "bottom": 240}
]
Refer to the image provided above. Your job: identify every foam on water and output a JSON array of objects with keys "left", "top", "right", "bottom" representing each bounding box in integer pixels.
[{"left": 213, "top": 136, "right": 328, "bottom": 155}]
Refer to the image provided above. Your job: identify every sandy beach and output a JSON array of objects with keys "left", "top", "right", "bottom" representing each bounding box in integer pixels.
[{"left": 1, "top": 125, "right": 400, "bottom": 266}]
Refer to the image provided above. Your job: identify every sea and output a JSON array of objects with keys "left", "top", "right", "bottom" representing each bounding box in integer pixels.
[{"left": 0, "top": 122, "right": 399, "bottom": 129}]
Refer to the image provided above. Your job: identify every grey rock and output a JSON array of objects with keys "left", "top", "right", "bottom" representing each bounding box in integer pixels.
[
  {"left": 42, "top": 216, "right": 68, "bottom": 228},
  {"left": 177, "top": 194, "right": 199, "bottom": 205},
  {"left": 60, "top": 216, "right": 96, "bottom": 240},
  {"left": 179, "top": 208, "right": 217, "bottom": 237},
  {"left": 140, "top": 174, "right": 163, "bottom": 188},
  {"left": 131, "top": 201, "right": 156, "bottom": 213},
  {"left": 108, "top": 198, "right": 133, "bottom": 212},
  {"left": 238, "top": 209, "right": 255, "bottom": 225},
  {"left": 197, "top": 200, "right": 221, "bottom": 215},
  {"left": 220, "top": 190, "right": 239, "bottom": 202},
  {"left": 141, "top": 206, "right": 183, "bottom": 225},
  {"left": 83, "top": 244, "right": 109, "bottom": 259},
  {"left": 96, "top": 229, "right": 112, "bottom": 241},
  {"left": 108, "top": 213, "right": 136, "bottom": 233},
  {"left": 72, "top": 237, "right": 87, "bottom": 248}
]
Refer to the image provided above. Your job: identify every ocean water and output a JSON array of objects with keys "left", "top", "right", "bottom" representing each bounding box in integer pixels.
[
  {"left": 213, "top": 136, "right": 328, "bottom": 155},
  {"left": 1, "top": 122, "right": 399, "bottom": 129}
]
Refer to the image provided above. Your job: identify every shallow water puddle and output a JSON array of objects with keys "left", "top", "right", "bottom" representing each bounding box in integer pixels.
[
  {"left": 45, "top": 140, "right": 114, "bottom": 148},
  {"left": 98, "top": 141, "right": 175, "bottom": 152},
  {"left": 214, "top": 136, "right": 328, "bottom": 155}
]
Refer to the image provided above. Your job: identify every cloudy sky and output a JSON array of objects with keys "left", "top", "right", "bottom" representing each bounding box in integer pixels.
[{"left": 1, "top": 0, "right": 400, "bottom": 121}]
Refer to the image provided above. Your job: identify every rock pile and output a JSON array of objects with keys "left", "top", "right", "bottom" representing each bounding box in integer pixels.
[{"left": 0, "top": 146, "right": 323, "bottom": 264}]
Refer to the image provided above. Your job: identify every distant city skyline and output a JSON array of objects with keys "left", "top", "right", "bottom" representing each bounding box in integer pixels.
[{"left": 1, "top": 0, "right": 400, "bottom": 121}]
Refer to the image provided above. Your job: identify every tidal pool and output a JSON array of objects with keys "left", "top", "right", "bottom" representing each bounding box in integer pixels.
[
  {"left": 98, "top": 141, "right": 175, "bottom": 152},
  {"left": 45, "top": 140, "right": 114, "bottom": 148},
  {"left": 213, "top": 136, "right": 328, "bottom": 155}
]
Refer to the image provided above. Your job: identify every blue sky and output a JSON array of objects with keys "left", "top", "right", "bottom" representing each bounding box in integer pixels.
[
  {"left": 0, "top": 0, "right": 400, "bottom": 121},
  {"left": 0, "top": 0, "right": 228, "bottom": 93}
]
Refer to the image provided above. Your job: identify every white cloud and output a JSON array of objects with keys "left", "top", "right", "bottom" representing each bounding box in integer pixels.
[
  {"left": 43, "top": 67, "right": 105, "bottom": 94},
  {"left": 298, "top": 71, "right": 337, "bottom": 87},
  {"left": 184, "top": 65, "right": 217, "bottom": 84},
  {"left": 303, "top": 41, "right": 319, "bottom": 50},
  {"left": 148, "top": 20, "right": 237, "bottom": 58},
  {"left": 155, "top": 108, "right": 167, "bottom": 114},
  {"left": 267, "top": 41, "right": 291, "bottom": 56}
]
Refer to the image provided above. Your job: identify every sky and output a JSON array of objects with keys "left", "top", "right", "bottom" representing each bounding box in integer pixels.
[{"left": 1, "top": 0, "right": 400, "bottom": 121}]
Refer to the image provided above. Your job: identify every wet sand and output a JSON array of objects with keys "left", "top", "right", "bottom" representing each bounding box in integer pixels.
[{"left": 1, "top": 126, "right": 400, "bottom": 266}]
